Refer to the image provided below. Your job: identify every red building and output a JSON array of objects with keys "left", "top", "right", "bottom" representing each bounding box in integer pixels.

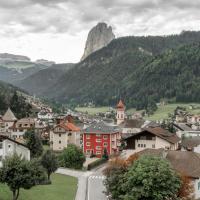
[{"left": 83, "top": 121, "right": 121, "bottom": 158}]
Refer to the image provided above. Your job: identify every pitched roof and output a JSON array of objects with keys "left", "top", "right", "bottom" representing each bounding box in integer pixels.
[
  {"left": 121, "top": 119, "right": 145, "bottom": 128},
  {"left": 182, "top": 136, "right": 200, "bottom": 149},
  {"left": 57, "top": 122, "right": 80, "bottom": 132},
  {"left": 84, "top": 121, "right": 120, "bottom": 134},
  {"left": 0, "top": 135, "right": 28, "bottom": 149},
  {"left": 2, "top": 108, "right": 17, "bottom": 121},
  {"left": 137, "top": 148, "right": 200, "bottom": 179},
  {"left": 173, "top": 123, "right": 193, "bottom": 131},
  {"left": 124, "top": 127, "right": 180, "bottom": 144},
  {"left": 117, "top": 100, "right": 125, "bottom": 109}
]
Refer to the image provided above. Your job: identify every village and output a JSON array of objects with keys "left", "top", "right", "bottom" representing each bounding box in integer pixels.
[{"left": 1, "top": 98, "right": 200, "bottom": 200}]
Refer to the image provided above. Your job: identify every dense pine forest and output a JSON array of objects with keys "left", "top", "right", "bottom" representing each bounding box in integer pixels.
[
  {"left": 39, "top": 31, "right": 200, "bottom": 108},
  {"left": 0, "top": 81, "right": 32, "bottom": 118}
]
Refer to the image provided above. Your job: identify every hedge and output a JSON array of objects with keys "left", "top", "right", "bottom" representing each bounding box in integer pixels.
[{"left": 87, "top": 158, "right": 107, "bottom": 170}]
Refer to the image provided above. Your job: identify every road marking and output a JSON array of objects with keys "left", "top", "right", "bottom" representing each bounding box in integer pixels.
[{"left": 89, "top": 175, "right": 106, "bottom": 180}]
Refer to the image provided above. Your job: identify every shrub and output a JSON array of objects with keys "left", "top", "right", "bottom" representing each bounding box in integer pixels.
[{"left": 59, "top": 144, "right": 85, "bottom": 169}]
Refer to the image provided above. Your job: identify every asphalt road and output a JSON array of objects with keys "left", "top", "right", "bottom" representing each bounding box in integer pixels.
[{"left": 87, "top": 165, "right": 107, "bottom": 200}]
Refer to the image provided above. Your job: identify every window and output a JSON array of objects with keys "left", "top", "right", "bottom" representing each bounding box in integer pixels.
[
  {"left": 121, "top": 114, "right": 123, "bottom": 118},
  {"left": 96, "top": 146, "right": 101, "bottom": 150},
  {"left": 96, "top": 139, "right": 101, "bottom": 142},
  {"left": 141, "top": 144, "right": 143, "bottom": 148},
  {"left": 198, "top": 182, "right": 200, "bottom": 190},
  {"left": 86, "top": 134, "right": 90, "bottom": 139},
  {"left": 140, "top": 136, "right": 146, "bottom": 140},
  {"left": 152, "top": 144, "right": 155, "bottom": 148},
  {"left": 59, "top": 141, "right": 61, "bottom": 144},
  {"left": 138, "top": 144, "right": 140, "bottom": 147},
  {"left": 144, "top": 144, "right": 146, "bottom": 148},
  {"left": 86, "top": 142, "right": 90, "bottom": 146},
  {"left": 103, "top": 135, "right": 108, "bottom": 140},
  {"left": 68, "top": 133, "right": 72, "bottom": 136},
  {"left": 59, "top": 134, "right": 61, "bottom": 137},
  {"left": 96, "top": 134, "right": 101, "bottom": 137},
  {"left": 103, "top": 142, "right": 108, "bottom": 147},
  {"left": 0, "top": 142, "right": 2, "bottom": 149},
  {"left": 96, "top": 151, "right": 101, "bottom": 155}
]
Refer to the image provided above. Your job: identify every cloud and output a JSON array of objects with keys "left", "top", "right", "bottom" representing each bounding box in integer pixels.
[
  {"left": 0, "top": 0, "right": 200, "bottom": 37},
  {"left": 0, "top": 0, "right": 200, "bottom": 62}
]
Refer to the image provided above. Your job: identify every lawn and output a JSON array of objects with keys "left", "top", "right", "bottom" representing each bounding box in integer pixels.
[
  {"left": 0, "top": 173, "right": 77, "bottom": 200},
  {"left": 75, "top": 106, "right": 110, "bottom": 115},
  {"left": 145, "top": 103, "right": 200, "bottom": 121}
]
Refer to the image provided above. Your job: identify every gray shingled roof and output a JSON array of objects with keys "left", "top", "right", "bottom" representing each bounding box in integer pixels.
[
  {"left": 84, "top": 121, "right": 120, "bottom": 134},
  {"left": 182, "top": 136, "right": 200, "bottom": 149},
  {"left": 2, "top": 108, "right": 17, "bottom": 121}
]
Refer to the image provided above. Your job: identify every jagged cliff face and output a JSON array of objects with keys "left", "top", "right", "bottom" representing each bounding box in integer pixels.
[{"left": 81, "top": 22, "right": 115, "bottom": 61}]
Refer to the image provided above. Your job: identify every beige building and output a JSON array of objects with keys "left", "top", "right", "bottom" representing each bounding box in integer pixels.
[
  {"left": 2, "top": 108, "right": 17, "bottom": 130},
  {"left": 10, "top": 118, "right": 35, "bottom": 140},
  {"left": 50, "top": 122, "right": 81, "bottom": 151}
]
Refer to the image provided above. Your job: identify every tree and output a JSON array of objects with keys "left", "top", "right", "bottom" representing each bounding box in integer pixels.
[
  {"left": 177, "top": 173, "right": 194, "bottom": 200},
  {"left": 59, "top": 144, "right": 85, "bottom": 169},
  {"left": 102, "top": 148, "right": 109, "bottom": 160},
  {"left": 122, "top": 156, "right": 181, "bottom": 200},
  {"left": 103, "top": 158, "right": 128, "bottom": 200},
  {"left": 41, "top": 150, "right": 58, "bottom": 181},
  {"left": 10, "top": 91, "right": 32, "bottom": 119},
  {"left": 0, "top": 154, "right": 46, "bottom": 200},
  {"left": 24, "top": 129, "right": 43, "bottom": 158}
]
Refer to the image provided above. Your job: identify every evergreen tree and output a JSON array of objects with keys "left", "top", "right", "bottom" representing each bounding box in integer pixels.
[
  {"left": 41, "top": 150, "right": 58, "bottom": 181},
  {"left": 24, "top": 130, "right": 43, "bottom": 158}
]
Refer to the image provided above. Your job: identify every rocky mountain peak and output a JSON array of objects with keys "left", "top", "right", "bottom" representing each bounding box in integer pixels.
[{"left": 81, "top": 22, "right": 115, "bottom": 61}]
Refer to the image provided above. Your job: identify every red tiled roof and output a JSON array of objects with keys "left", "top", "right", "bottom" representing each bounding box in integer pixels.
[
  {"left": 117, "top": 100, "right": 125, "bottom": 109},
  {"left": 58, "top": 122, "right": 80, "bottom": 132}
]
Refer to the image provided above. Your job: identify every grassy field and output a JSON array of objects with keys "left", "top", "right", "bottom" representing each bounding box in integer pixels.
[
  {"left": 145, "top": 103, "right": 200, "bottom": 121},
  {"left": 75, "top": 103, "right": 200, "bottom": 121},
  {"left": 75, "top": 106, "right": 110, "bottom": 115},
  {"left": 0, "top": 174, "right": 77, "bottom": 200}
]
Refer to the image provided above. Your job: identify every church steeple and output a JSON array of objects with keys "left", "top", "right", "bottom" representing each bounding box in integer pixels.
[{"left": 116, "top": 100, "right": 125, "bottom": 125}]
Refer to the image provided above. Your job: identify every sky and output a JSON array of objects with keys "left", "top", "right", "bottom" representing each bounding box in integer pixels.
[{"left": 0, "top": 0, "right": 200, "bottom": 63}]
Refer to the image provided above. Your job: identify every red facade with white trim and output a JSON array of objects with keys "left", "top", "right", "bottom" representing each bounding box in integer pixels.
[{"left": 83, "top": 132, "right": 121, "bottom": 158}]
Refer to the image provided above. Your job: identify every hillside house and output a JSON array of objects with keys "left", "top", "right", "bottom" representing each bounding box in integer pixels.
[
  {"left": 9, "top": 118, "right": 35, "bottom": 140},
  {"left": 83, "top": 121, "right": 121, "bottom": 158},
  {"left": 2, "top": 108, "right": 17, "bottom": 130},
  {"left": 123, "top": 127, "right": 180, "bottom": 151}
]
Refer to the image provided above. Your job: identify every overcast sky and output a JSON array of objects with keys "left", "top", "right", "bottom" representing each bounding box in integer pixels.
[{"left": 0, "top": 0, "right": 200, "bottom": 63}]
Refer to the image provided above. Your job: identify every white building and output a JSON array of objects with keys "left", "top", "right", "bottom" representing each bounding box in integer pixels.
[
  {"left": 124, "top": 127, "right": 180, "bottom": 152},
  {"left": 0, "top": 135, "right": 30, "bottom": 167}
]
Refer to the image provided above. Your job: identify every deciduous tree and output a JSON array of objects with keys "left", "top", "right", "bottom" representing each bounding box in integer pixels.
[{"left": 0, "top": 154, "right": 46, "bottom": 200}]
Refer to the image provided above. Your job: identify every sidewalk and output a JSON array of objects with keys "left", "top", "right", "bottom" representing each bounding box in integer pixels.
[{"left": 56, "top": 168, "right": 92, "bottom": 200}]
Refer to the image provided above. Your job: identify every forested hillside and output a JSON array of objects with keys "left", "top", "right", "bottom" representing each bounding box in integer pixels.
[
  {"left": 124, "top": 43, "right": 200, "bottom": 109},
  {"left": 37, "top": 31, "right": 200, "bottom": 108},
  {"left": 16, "top": 63, "right": 74, "bottom": 95},
  {"left": 0, "top": 81, "right": 32, "bottom": 118}
]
